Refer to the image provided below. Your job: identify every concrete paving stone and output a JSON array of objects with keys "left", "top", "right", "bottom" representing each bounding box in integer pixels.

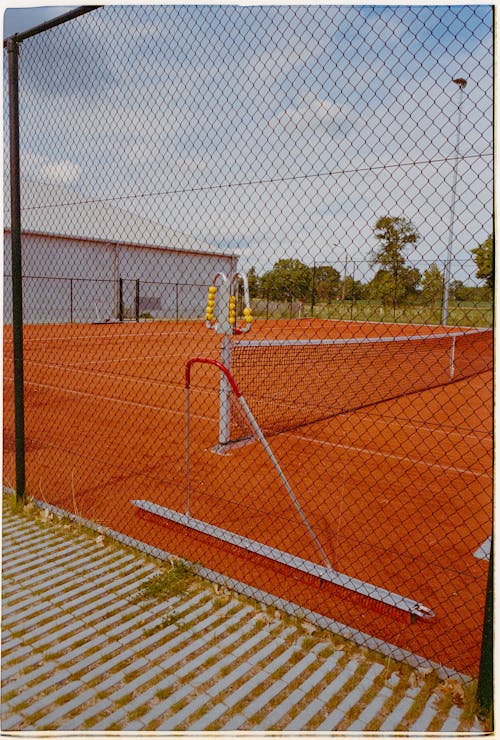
[
  {"left": 36, "top": 624, "right": 101, "bottom": 656},
  {"left": 79, "top": 649, "right": 149, "bottom": 685},
  {"left": 377, "top": 684, "right": 422, "bottom": 732},
  {"left": 167, "top": 691, "right": 219, "bottom": 730},
  {"left": 316, "top": 662, "right": 385, "bottom": 731},
  {"left": 12, "top": 612, "right": 75, "bottom": 642},
  {"left": 440, "top": 713, "right": 461, "bottom": 733},
  {"left": 346, "top": 680, "right": 399, "bottom": 730},
  {"left": 7, "top": 668, "right": 74, "bottom": 708},
  {"left": 143, "top": 605, "right": 221, "bottom": 663},
  {"left": 1, "top": 644, "right": 32, "bottom": 665},
  {"left": 218, "top": 713, "right": 246, "bottom": 730},
  {"left": 0, "top": 631, "right": 18, "bottom": 650},
  {"left": 408, "top": 692, "right": 440, "bottom": 731},
  {"left": 196, "top": 620, "right": 272, "bottom": 674},
  {"left": 90, "top": 603, "right": 179, "bottom": 651},
  {"left": 284, "top": 658, "right": 361, "bottom": 731},
  {"left": 1, "top": 594, "right": 54, "bottom": 621},
  {"left": 253, "top": 650, "right": 343, "bottom": 730},
  {"left": 159, "top": 604, "right": 251, "bottom": 674},
  {"left": 104, "top": 660, "right": 176, "bottom": 706},
  {"left": 242, "top": 650, "right": 320, "bottom": 720},
  {"left": 58, "top": 697, "right": 115, "bottom": 731},
  {"left": 3, "top": 528, "right": 70, "bottom": 555},
  {"left": 27, "top": 553, "right": 139, "bottom": 597},
  {"left": 138, "top": 683, "right": 196, "bottom": 730},
  {"left": 81, "top": 601, "right": 146, "bottom": 633},
  {"left": 240, "top": 678, "right": 288, "bottom": 719},
  {"left": 2, "top": 604, "right": 64, "bottom": 630},
  {"left": 187, "top": 702, "right": 229, "bottom": 731},
  {"left": 188, "top": 617, "right": 259, "bottom": 687},
  {"left": 32, "top": 686, "right": 100, "bottom": 728},
  {"left": 104, "top": 593, "right": 197, "bottom": 639},
  {"left": 68, "top": 589, "right": 139, "bottom": 622},
  {"left": 2, "top": 659, "right": 59, "bottom": 692},
  {"left": 205, "top": 627, "right": 296, "bottom": 699},
  {"left": 0, "top": 712, "right": 26, "bottom": 731},
  {"left": 1, "top": 499, "right": 484, "bottom": 736},
  {"left": 16, "top": 553, "right": 122, "bottom": 591},
  {"left": 34, "top": 575, "right": 119, "bottom": 606},
  {"left": 4, "top": 541, "right": 94, "bottom": 572},
  {"left": 46, "top": 572, "right": 144, "bottom": 610},
  {"left": 45, "top": 633, "right": 111, "bottom": 673},
  {"left": 13, "top": 679, "right": 84, "bottom": 718},
  {"left": 6, "top": 542, "right": 102, "bottom": 577},
  {"left": 216, "top": 644, "right": 299, "bottom": 728}
]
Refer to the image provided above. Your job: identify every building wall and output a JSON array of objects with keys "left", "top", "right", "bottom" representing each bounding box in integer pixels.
[{"left": 3, "top": 232, "right": 236, "bottom": 324}]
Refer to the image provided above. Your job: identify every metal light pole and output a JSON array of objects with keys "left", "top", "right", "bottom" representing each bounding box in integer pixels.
[{"left": 441, "top": 77, "right": 467, "bottom": 325}]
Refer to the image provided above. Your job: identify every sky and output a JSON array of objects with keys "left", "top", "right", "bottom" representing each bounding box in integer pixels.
[
  {"left": 3, "top": 5, "right": 75, "bottom": 38},
  {"left": 3, "top": 3, "right": 494, "bottom": 285}
]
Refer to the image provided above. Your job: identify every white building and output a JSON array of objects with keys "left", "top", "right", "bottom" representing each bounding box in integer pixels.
[{"left": 4, "top": 182, "right": 237, "bottom": 324}]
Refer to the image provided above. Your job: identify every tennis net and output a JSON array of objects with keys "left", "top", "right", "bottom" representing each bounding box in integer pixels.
[{"left": 230, "top": 328, "right": 493, "bottom": 437}]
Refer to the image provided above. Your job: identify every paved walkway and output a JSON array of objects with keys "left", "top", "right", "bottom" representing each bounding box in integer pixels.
[{"left": 1, "top": 497, "right": 486, "bottom": 734}]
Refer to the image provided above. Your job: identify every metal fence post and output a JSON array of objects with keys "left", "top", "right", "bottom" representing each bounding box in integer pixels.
[
  {"left": 7, "top": 37, "right": 26, "bottom": 506},
  {"left": 476, "top": 536, "right": 493, "bottom": 726}
]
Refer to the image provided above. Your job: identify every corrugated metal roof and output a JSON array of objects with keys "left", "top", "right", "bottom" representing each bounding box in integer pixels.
[{"left": 5, "top": 181, "right": 234, "bottom": 257}]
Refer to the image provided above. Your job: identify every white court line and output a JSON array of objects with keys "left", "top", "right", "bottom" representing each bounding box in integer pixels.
[
  {"left": 25, "top": 353, "right": 187, "bottom": 369},
  {"left": 12, "top": 359, "right": 216, "bottom": 396},
  {"left": 5, "top": 327, "right": 203, "bottom": 345},
  {"left": 4, "top": 377, "right": 217, "bottom": 424},
  {"left": 5, "top": 377, "right": 491, "bottom": 481},
  {"left": 292, "top": 433, "right": 490, "bottom": 479},
  {"left": 347, "top": 410, "right": 492, "bottom": 443}
]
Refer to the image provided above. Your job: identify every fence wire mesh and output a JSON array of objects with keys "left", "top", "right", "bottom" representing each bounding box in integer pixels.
[{"left": 3, "top": 5, "right": 493, "bottom": 681}]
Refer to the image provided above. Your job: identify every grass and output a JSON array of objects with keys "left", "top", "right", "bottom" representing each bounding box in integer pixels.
[
  {"left": 252, "top": 299, "right": 493, "bottom": 328},
  {"left": 133, "top": 559, "right": 196, "bottom": 602}
]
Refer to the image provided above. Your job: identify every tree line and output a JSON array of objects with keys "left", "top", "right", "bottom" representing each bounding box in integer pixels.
[{"left": 247, "top": 217, "right": 493, "bottom": 308}]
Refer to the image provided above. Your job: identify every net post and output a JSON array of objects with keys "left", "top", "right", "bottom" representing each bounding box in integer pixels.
[
  {"left": 118, "top": 278, "right": 124, "bottom": 322},
  {"left": 450, "top": 335, "right": 456, "bottom": 379},
  {"left": 219, "top": 336, "right": 232, "bottom": 445},
  {"left": 135, "top": 279, "right": 140, "bottom": 322}
]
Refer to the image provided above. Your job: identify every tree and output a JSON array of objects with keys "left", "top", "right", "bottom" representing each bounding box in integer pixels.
[
  {"left": 371, "top": 216, "right": 420, "bottom": 308},
  {"left": 340, "top": 275, "right": 364, "bottom": 301},
  {"left": 367, "top": 267, "right": 421, "bottom": 307},
  {"left": 313, "top": 265, "right": 341, "bottom": 304},
  {"left": 259, "top": 259, "right": 312, "bottom": 302},
  {"left": 421, "top": 264, "right": 444, "bottom": 306},
  {"left": 471, "top": 235, "right": 493, "bottom": 291},
  {"left": 372, "top": 216, "right": 420, "bottom": 272},
  {"left": 246, "top": 267, "right": 259, "bottom": 298}
]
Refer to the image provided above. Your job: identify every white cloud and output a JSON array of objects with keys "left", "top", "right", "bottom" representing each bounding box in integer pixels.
[{"left": 20, "top": 152, "right": 82, "bottom": 184}]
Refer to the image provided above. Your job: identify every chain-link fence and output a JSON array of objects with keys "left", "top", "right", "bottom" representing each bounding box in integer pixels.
[{"left": 4, "top": 5, "right": 493, "bottom": 685}]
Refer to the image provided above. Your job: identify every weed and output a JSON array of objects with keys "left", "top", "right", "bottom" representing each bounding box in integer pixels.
[
  {"left": 301, "top": 636, "right": 316, "bottom": 651},
  {"left": 134, "top": 560, "right": 195, "bottom": 602}
]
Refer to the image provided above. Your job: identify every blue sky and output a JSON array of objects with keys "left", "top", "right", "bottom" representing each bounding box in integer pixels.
[
  {"left": 3, "top": 5, "right": 75, "bottom": 38},
  {"left": 3, "top": 4, "right": 494, "bottom": 283}
]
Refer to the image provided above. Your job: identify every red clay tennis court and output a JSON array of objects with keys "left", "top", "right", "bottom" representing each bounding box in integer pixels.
[{"left": 2, "top": 318, "right": 493, "bottom": 676}]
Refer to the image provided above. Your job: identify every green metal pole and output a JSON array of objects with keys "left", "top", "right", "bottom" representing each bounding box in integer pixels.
[
  {"left": 476, "top": 535, "right": 493, "bottom": 726},
  {"left": 7, "top": 37, "right": 26, "bottom": 506}
]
